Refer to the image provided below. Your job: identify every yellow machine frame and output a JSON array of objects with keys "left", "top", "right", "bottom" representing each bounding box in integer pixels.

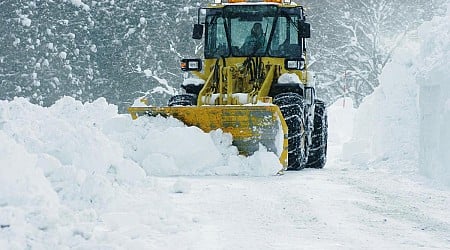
[{"left": 129, "top": 1, "right": 311, "bottom": 172}]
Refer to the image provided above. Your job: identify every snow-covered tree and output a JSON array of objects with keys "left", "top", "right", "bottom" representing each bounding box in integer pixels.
[
  {"left": 0, "top": 0, "right": 202, "bottom": 111},
  {"left": 306, "top": 0, "right": 445, "bottom": 106},
  {"left": 0, "top": 0, "right": 445, "bottom": 110}
]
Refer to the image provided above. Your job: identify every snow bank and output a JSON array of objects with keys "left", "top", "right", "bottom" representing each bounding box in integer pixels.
[
  {"left": 346, "top": 4, "right": 449, "bottom": 185},
  {"left": 0, "top": 96, "right": 281, "bottom": 181},
  {"left": 416, "top": 4, "right": 450, "bottom": 185},
  {"left": 0, "top": 96, "right": 282, "bottom": 248},
  {"left": 344, "top": 52, "right": 419, "bottom": 168}
]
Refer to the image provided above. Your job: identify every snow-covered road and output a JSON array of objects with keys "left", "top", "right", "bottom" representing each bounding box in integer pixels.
[{"left": 150, "top": 146, "right": 450, "bottom": 249}]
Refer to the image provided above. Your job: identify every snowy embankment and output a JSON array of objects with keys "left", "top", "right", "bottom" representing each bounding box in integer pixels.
[
  {"left": 416, "top": 7, "right": 450, "bottom": 185},
  {"left": 344, "top": 3, "right": 450, "bottom": 186}
]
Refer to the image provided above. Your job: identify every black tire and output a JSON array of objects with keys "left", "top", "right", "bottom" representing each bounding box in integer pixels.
[
  {"left": 305, "top": 100, "right": 328, "bottom": 169},
  {"left": 168, "top": 94, "right": 197, "bottom": 106},
  {"left": 273, "top": 93, "right": 307, "bottom": 170}
]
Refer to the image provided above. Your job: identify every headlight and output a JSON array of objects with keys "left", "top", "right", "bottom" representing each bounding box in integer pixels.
[
  {"left": 284, "top": 58, "right": 306, "bottom": 70},
  {"left": 181, "top": 59, "right": 202, "bottom": 71}
]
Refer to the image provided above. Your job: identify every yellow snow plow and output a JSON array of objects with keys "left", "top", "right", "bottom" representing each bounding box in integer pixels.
[
  {"left": 129, "top": 0, "right": 328, "bottom": 171},
  {"left": 129, "top": 103, "right": 289, "bottom": 167}
]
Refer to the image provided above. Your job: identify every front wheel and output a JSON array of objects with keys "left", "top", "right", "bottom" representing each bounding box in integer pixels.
[{"left": 273, "top": 93, "right": 308, "bottom": 170}]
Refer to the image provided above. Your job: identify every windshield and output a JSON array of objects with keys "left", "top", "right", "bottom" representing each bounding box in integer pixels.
[{"left": 204, "top": 5, "right": 303, "bottom": 58}]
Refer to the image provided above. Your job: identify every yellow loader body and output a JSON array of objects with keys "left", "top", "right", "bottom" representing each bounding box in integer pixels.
[{"left": 128, "top": 1, "right": 321, "bottom": 171}]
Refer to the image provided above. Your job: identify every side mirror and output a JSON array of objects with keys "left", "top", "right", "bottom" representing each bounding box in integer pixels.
[
  {"left": 181, "top": 59, "right": 202, "bottom": 71},
  {"left": 192, "top": 24, "right": 204, "bottom": 40},
  {"left": 298, "top": 21, "right": 311, "bottom": 38}
]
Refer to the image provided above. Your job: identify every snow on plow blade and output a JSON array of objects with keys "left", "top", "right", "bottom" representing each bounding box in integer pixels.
[{"left": 128, "top": 105, "right": 288, "bottom": 169}]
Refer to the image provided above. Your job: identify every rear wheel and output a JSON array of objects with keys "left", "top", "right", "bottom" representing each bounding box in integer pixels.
[
  {"left": 168, "top": 94, "right": 197, "bottom": 106},
  {"left": 305, "top": 100, "right": 328, "bottom": 168},
  {"left": 273, "top": 93, "right": 307, "bottom": 170}
]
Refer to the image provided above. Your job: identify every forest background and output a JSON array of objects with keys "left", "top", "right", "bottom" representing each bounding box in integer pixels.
[{"left": 0, "top": 0, "right": 446, "bottom": 112}]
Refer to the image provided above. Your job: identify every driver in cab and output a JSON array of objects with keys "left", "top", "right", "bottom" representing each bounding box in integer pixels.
[{"left": 241, "top": 23, "right": 265, "bottom": 54}]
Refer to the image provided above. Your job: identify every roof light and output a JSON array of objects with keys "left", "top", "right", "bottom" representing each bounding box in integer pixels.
[
  {"left": 214, "top": 0, "right": 222, "bottom": 3},
  {"left": 225, "top": 0, "right": 290, "bottom": 4}
]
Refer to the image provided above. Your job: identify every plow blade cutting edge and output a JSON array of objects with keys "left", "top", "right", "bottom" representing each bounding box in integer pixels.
[{"left": 128, "top": 105, "right": 288, "bottom": 170}]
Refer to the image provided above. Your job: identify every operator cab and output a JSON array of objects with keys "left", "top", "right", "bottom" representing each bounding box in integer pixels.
[{"left": 193, "top": 3, "right": 310, "bottom": 59}]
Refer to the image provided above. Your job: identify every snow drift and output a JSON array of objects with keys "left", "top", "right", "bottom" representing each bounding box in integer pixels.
[{"left": 0, "top": 96, "right": 282, "bottom": 248}]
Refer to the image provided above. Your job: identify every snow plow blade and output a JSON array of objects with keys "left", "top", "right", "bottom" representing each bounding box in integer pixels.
[{"left": 128, "top": 105, "right": 288, "bottom": 169}]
